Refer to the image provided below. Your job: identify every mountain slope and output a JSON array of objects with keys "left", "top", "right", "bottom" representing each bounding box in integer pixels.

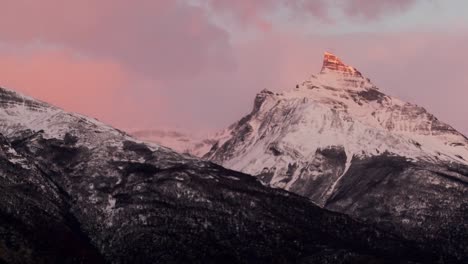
[
  {"left": 0, "top": 134, "right": 105, "bottom": 264},
  {"left": 0, "top": 86, "right": 450, "bottom": 263},
  {"left": 204, "top": 52, "right": 468, "bottom": 260},
  {"left": 130, "top": 129, "right": 217, "bottom": 157}
]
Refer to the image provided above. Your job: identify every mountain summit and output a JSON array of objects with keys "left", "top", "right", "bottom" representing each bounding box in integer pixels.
[
  {"left": 311, "top": 51, "right": 374, "bottom": 90},
  {"left": 206, "top": 53, "right": 468, "bottom": 169},
  {"left": 321, "top": 52, "right": 363, "bottom": 78},
  {"left": 204, "top": 53, "right": 468, "bottom": 260}
]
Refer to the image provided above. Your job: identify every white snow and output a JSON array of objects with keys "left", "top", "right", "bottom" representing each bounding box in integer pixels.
[
  {"left": 106, "top": 196, "right": 116, "bottom": 213},
  {"left": 130, "top": 128, "right": 218, "bottom": 157},
  {"left": 324, "top": 149, "right": 353, "bottom": 200}
]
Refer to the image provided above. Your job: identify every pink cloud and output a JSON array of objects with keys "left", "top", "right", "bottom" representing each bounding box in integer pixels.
[
  {"left": 0, "top": 0, "right": 234, "bottom": 81},
  {"left": 343, "top": 0, "right": 419, "bottom": 20},
  {"left": 0, "top": 49, "right": 167, "bottom": 129},
  {"left": 0, "top": 0, "right": 235, "bottom": 130},
  {"left": 206, "top": 0, "right": 419, "bottom": 26}
]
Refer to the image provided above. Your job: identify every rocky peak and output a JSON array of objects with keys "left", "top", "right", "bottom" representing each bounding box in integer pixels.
[
  {"left": 321, "top": 52, "right": 363, "bottom": 78},
  {"left": 310, "top": 52, "right": 376, "bottom": 90},
  {"left": 0, "top": 86, "right": 49, "bottom": 111}
]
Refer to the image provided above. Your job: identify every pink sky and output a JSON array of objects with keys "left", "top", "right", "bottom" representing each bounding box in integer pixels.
[{"left": 0, "top": 0, "right": 467, "bottom": 135}]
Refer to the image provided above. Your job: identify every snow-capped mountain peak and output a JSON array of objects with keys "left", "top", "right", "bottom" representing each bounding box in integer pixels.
[
  {"left": 311, "top": 52, "right": 376, "bottom": 91},
  {"left": 321, "top": 51, "right": 362, "bottom": 77},
  {"left": 205, "top": 50, "right": 468, "bottom": 204},
  {"left": 202, "top": 53, "right": 468, "bottom": 258},
  {"left": 209, "top": 51, "right": 468, "bottom": 168}
]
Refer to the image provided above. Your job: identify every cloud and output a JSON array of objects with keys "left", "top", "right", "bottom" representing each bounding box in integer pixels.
[
  {"left": 0, "top": 0, "right": 234, "bottom": 82},
  {"left": 0, "top": 48, "right": 167, "bottom": 129},
  {"left": 205, "top": 0, "right": 420, "bottom": 26},
  {"left": 0, "top": 0, "right": 236, "bottom": 129},
  {"left": 342, "top": 0, "right": 419, "bottom": 20}
]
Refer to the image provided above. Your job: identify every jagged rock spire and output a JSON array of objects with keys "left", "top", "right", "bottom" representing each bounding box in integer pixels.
[{"left": 321, "top": 52, "right": 363, "bottom": 77}]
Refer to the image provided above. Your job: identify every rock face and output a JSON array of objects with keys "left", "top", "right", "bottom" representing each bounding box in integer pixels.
[
  {"left": 321, "top": 51, "right": 363, "bottom": 77},
  {"left": 0, "top": 86, "right": 453, "bottom": 263},
  {"left": 204, "top": 52, "right": 468, "bottom": 261}
]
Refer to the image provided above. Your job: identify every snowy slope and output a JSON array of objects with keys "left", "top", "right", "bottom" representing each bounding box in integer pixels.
[
  {"left": 0, "top": 86, "right": 190, "bottom": 159},
  {"left": 130, "top": 128, "right": 219, "bottom": 157}
]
